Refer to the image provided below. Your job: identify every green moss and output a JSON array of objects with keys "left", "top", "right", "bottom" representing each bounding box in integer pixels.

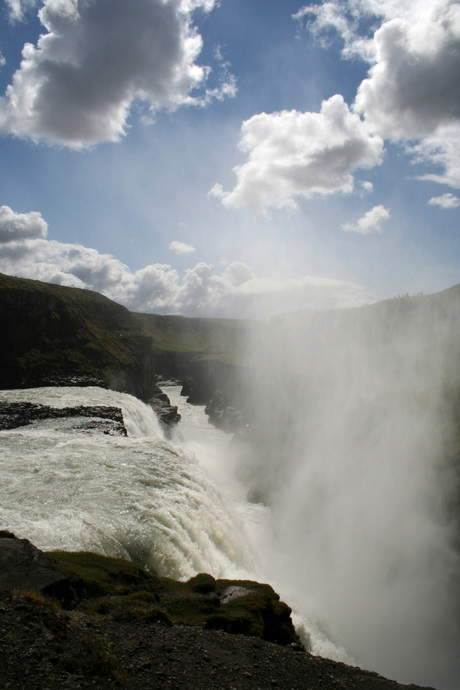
[
  {"left": 49, "top": 550, "right": 164, "bottom": 603},
  {"left": 188, "top": 572, "right": 216, "bottom": 593},
  {"left": 85, "top": 591, "right": 172, "bottom": 625},
  {"left": 46, "top": 551, "right": 300, "bottom": 646}
]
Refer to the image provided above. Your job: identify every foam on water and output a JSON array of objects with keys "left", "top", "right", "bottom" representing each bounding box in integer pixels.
[{"left": 0, "top": 386, "right": 252, "bottom": 580}]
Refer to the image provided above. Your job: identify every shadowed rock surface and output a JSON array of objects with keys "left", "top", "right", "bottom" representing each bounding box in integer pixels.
[{"left": 0, "top": 531, "right": 71, "bottom": 603}]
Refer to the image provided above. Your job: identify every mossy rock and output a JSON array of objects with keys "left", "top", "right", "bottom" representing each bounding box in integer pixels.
[
  {"left": 49, "top": 551, "right": 164, "bottom": 604},
  {"left": 85, "top": 591, "right": 173, "bottom": 625},
  {"left": 188, "top": 572, "right": 216, "bottom": 593},
  {"left": 47, "top": 551, "right": 301, "bottom": 646}
]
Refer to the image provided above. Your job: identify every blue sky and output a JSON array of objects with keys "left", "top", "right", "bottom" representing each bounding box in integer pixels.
[{"left": 0, "top": 0, "right": 459, "bottom": 318}]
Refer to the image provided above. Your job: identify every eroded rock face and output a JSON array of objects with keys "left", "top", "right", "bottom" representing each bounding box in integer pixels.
[
  {"left": 148, "top": 388, "right": 181, "bottom": 430},
  {"left": 0, "top": 402, "right": 127, "bottom": 435},
  {"left": 0, "top": 532, "right": 71, "bottom": 603}
]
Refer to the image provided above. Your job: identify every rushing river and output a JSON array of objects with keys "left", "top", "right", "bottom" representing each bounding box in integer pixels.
[{"left": 1, "top": 383, "right": 458, "bottom": 688}]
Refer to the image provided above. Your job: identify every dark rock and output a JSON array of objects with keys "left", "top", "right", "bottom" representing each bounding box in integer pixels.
[
  {"left": 0, "top": 533, "right": 72, "bottom": 605},
  {"left": 0, "top": 401, "right": 127, "bottom": 435},
  {"left": 205, "top": 392, "right": 245, "bottom": 432},
  {"left": 39, "top": 375, "right": 107, "bottom": 389},
  {"left": 0, "top": 274, "right": 159, "bottom": 401},
  {"left": 180, "top": 376, "right": 192, "bottom": 397},
  {"left": 0, "top": 586, "right": 439, "bottom": 689},
  {"left": 148, "top": 387, "right": 181, "bottom": 430}
]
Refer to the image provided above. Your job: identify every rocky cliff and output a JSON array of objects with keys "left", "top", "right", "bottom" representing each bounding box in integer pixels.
[
  {"left": 0, "top": 273, "right": 250, "bottom": 412},
  {"left": 0, "top": 273, "right": 157, "bottom": 400}
]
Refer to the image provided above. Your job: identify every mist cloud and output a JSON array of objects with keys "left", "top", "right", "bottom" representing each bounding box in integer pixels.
[
  {"left": 211, "top": 95, "right": 384, "bottom": 212},
  {"left": 0, "top": 0, "right": 232, "bottom": 148},
  {"left": 0, "top": 207, "right": 371, "bottom": 318},
  {"left": 343, "top": 204, "right": 391, "bottom": 234}
]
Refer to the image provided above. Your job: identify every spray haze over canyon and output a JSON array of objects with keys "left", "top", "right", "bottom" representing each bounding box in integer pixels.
[{"left": 235, "top": 291, "right": 460, "bottom": 689}]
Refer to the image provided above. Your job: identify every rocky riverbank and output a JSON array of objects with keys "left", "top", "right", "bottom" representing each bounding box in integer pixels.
[{"left": 0, "top": 534, "right": 436, "bottom": 690}]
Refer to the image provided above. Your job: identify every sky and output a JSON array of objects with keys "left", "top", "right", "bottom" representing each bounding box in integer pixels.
[{"left": 0, "top": 0, "right": 459, "bottom": 319}]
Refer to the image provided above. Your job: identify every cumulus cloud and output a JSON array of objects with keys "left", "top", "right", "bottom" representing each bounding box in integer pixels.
[
  {"left": 0, "top": 205, "right": 48, "bottom": 242},
  {"left": 296, "top": 0, "right": 460, "bottom": 190},
  {"left": 354, "top": 12, "right": 460, "bottom": 140},
  {"left": 0, "top": 0, "right": 233, "bottom": 148},
  {"left": 428, "top": 193, "right": 460, "bottom": 209},
  {"left": 343, "top": 203, "right": 390, "bottom": 233},
  {"left": 169, "top": 240, "right": 196, "bottom": 254},
  {"left": 211, "top": 95, "right": 383, "bottom": 212},
  {"left": 0, "top": 207, "right": 371, "bottom": 318}
]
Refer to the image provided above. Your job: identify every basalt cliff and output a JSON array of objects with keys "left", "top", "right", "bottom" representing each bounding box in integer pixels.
[{"left": 0, "top": 273, "right": 250, "bottom": 425}]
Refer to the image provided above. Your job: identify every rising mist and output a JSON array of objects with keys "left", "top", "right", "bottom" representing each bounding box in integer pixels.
[{"left": 233, "top": 288, "right": 460, "bottom": 689}]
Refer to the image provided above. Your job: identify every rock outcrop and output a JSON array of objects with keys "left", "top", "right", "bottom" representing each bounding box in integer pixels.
[
  {"left": 0, "top": 534, "right": 437, "bottom": 690},
  {"left": 0, "top": 531, "right": 72, "bottom": 603},
  {"left": 0, "top": 401, "right": 128, "bottom": 435}
]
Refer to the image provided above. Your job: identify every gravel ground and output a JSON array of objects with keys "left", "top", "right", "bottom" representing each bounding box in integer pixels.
[{"left": 0, "top": 592, "right": 436, "bottom": 690}]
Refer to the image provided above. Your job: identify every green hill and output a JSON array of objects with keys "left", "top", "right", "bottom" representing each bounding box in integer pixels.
[{"left": 0, "top": 273, "right": 251, "bottom": 403}]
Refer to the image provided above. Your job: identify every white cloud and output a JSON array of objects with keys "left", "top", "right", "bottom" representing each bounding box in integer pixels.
[
  {"left": 211, "top": 95, "right": 384, "bottom": 213},
  {"left": 294, "top": 1, "right": 375, "bottom": 61},
  {"left": 5, "top": 0, "right": 25, "bottom": 22},
  {"left": 0, "top": 207, "right": 372, "bottom": 318},
  {"left": 411, "top": 125, "right": 460, "bottom": 189},
  {"left": 428, "top": 193, "right": 460, "bottom": 209},
  {"left": 169, "top": 240, "right": 196, "bottom": 254},
  {"left": 0, "top": 205, "right": 48, "bottom": 242},
  {"left": 354, "top": 12, "right": 460, "bottom": 140},
  {"left": 5, "top": 0, "right": 42, "bottom": 23},
  {"left": 296, "top": 0, "right": 460, "bottom": 190},
  {"left": 343, "top": 204, "right": 390, "bottom": 233},
  {"left": 359, "top": 181, "right": 373, "bottom": 193},
  {"left": 0, "top": 0, "right": 233, "bottom": 148}
]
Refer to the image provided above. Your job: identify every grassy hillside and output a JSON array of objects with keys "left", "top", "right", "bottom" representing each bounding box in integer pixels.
[
  {"left": 0, "top": 274, "right": 156, "bottom": 399},
  {"left": 0, "top": 273, "right": 251, "bottom": 402},
  {"left": 134, "top": 312, "right": 249, "bottom": 361}
]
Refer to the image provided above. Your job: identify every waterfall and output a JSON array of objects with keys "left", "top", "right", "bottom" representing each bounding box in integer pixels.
[{"left": 0, "top": 386, "right": 252, "bottom": 580}]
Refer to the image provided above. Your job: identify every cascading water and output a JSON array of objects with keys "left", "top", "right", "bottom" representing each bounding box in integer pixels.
[{"left": 0, "top": 386, "right": 253, "bottom": 580}]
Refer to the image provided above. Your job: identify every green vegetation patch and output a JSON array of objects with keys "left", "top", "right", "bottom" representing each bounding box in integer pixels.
[
  {"left": 49, "top": 550, "right": 164, "bottom": 602},
  {"left": 47, "top": 551, "right": 300, "bottom": 646}
]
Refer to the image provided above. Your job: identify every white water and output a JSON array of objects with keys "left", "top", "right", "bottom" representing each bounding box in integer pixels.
[
  {"left": 0, "top": 387, "right": 252, "bottom": 580},
  {"left": 1, "top": 376, "right": 459, "bottom": 688}
]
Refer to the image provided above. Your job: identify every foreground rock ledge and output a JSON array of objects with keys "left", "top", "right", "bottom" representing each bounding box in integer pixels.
[{"left": 0, "top": 534, "right": 436, "bottom": 690}]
